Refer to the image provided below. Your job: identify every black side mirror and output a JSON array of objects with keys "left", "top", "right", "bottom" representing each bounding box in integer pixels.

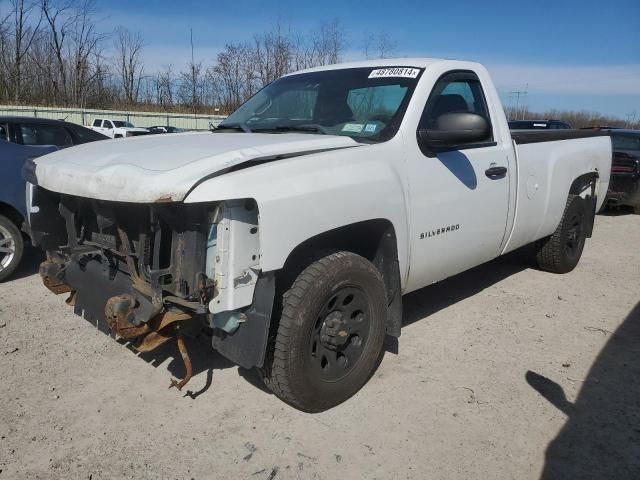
[{"left": 418, "top": 112, "right": 490, "bottom": 150}]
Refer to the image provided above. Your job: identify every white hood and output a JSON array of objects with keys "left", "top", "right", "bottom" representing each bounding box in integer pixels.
[{"left": 33, "top": 131, "right": 360, "bottom": 202}]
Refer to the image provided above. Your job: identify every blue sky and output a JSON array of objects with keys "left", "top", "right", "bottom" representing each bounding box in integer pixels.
[{"left": 106, "top": 0, "right": 640, "bottom": 118}]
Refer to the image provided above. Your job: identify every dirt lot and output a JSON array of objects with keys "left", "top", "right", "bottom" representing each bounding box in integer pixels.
[{"left": 1, "top": 211, "right": 639, "bottom": 480}]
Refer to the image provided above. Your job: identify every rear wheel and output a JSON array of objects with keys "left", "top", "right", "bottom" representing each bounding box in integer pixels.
[
  {"left": 261, "top": 251, "right": 388, "bottom": 412},
  {"left": 0, "top": 214, "right": 24, "bottom": 282},
  {"left": 534, "top": 194, "right": 587, "bottom": 274}
]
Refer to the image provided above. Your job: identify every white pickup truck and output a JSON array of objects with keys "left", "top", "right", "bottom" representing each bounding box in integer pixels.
[
  {"left": 89, "top": 118, "right": 149, "bottom": 138},
  {"left": 26, "top": 58, "right": 611, "bottom": 412}
]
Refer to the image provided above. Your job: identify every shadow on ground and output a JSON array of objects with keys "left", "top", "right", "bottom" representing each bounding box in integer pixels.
[
  {"left": 527, "top": 302, "right": 640, "bottom": 479},
  {"left": 11, "top": 244, "right": 44, "bottom": 281},
  {"left": 104, "top": 246, "right": 536, "bottom": 398},
  {"left": 401, "top": 245, "right": 533, "bottom": 328},
  {"left": 600, "top": 205, "right": 638, "bottom": 217}
]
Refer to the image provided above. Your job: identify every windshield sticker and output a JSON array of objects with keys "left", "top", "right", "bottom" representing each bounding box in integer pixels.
[
  {"left": 368, "top": 67, "right": 420, "bottom": 79},
  {"left": 364, "top": 123, "right": 377, "bottom": 133},
  {"left": 342, "top": 123, "right": 364, "bottom": 133}
]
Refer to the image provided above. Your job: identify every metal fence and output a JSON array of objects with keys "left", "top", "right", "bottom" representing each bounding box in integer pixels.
[{"left": 0, "top": 105, "right": 226, "bottom": 130}]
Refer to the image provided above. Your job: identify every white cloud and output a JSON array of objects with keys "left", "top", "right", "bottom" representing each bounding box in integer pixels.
[{"left": 486, "top": 63, "right": 640, "bottom": 96}]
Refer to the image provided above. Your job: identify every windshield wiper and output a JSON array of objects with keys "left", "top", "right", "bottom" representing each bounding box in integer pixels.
[
  {"left": 214, "top": 122, "right": 252, "bottom": 133},
  {"left": 253, "top": 124, "right": 329, "bottom": 135}
]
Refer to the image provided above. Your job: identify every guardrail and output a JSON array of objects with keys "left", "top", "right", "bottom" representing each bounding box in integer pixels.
[{"left": 0, "top": 105, "right": 226, "bottom": 130}]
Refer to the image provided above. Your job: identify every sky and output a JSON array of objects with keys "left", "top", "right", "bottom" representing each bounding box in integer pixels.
[{"left": 104, "top": 0, "right": 640, "bottom": 118}]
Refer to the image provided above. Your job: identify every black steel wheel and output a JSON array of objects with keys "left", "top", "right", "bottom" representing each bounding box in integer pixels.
[
  {"left": 261, "top": 251, "right": 387, "bottom": 412},
  {"left": 308, "top": 286, "right": 373, "bottom": 382},
  {"left": 535, "top": 194, "right": 588, "bottom": 274}
]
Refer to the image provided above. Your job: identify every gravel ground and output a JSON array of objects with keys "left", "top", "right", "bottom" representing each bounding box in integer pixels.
[{"left": 0, "top": 211, "right": 639, "bottom": 480}]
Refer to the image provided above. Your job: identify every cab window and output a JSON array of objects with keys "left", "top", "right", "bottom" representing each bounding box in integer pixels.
[{"left": 419, "top": 71, "right": 493, "bottom": 145}]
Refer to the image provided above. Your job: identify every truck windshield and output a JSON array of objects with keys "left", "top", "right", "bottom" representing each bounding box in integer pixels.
[
  {"left": 219, "top": 66, "right": 423, "bottom": 142},
  {"left": 113, "top": 121, "right": 134, "bottom": 128}
]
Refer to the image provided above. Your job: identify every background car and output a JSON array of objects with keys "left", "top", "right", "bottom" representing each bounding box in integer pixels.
[
  {"left": 0, "top": 117, "right": 107, "bottom": 281},
  {"left": 508, "top": 119, "right": 572, "bottom": 130},
  {"left": 147, "top": 125, "right": 182, "bottom": 134},
  {"left": 89, "top": 118, "right": 150, "bottom": 138},
  {"left": 603, "top": 129, "right": 640, "bottom": 213}
]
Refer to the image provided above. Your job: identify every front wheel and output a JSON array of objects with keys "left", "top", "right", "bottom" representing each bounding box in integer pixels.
[
  {"left": 534, "top": 194, "right": 587, "bottom": 274},
  {"left": 261, "top": 251, "right": 388, "bottom": 412},
  {"left": 0, "top": 214, "right": 24, "bottom": 282}
]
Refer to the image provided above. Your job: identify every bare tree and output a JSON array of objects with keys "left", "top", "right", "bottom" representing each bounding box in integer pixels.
[
  {"left": 156, "top": 64, "right": 174, "bottom": 109},
  {"left": 114, "top": 26, "right": 144, "bottom": 105},
  {"left": 40, "top": 0, "right": 73, "bottom": 102},
  {"left": 311, "top": 18, "right": 343, "bottom": 66},
  {"left": 1, "top": 0, "right": 42, "bottom": 101},
  {"left": 253, "top": 22, "right": 293, "bottom": 86},
  {"left": 363, "top": 30, "right": 397, "bottom": 59},
  {"left": 214, "top": 43, "right": 256, "bottom": 112}
]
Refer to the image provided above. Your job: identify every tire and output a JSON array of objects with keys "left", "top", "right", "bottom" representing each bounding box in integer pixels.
[
  {"left": 261, "top": 251, "right": 388, "bottom": 412},
  {"left": 0, "top": 214, "right": 24, "bottom": 282},
  {"left": 534, "top": 194, "right": 587, "bottom": 274},
  {"left": 633, "top": 205, "right": 640, "bottom": 215}
]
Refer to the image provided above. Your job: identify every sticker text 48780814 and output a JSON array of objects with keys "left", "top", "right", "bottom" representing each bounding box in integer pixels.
[{"left": 368, "top": 67, "right": 421, "bottom": 79}]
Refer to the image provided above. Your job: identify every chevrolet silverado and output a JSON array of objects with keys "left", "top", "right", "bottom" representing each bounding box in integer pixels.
[{"left": 25, "top": 59, "right": 611, "bottom": 412}]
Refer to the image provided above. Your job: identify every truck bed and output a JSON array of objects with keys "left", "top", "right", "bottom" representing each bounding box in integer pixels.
[{"left": 502, "top": 134, "right": 612, "bottom": 255}]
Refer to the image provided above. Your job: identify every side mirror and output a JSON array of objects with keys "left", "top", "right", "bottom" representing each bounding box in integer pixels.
[{"left": 418, "top": 112, "right": 490, "bottom": 150}]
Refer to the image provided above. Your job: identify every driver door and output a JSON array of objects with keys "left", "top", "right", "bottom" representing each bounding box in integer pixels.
[{"left": 404, "top": 71, "right": 511, "bottom": 292}]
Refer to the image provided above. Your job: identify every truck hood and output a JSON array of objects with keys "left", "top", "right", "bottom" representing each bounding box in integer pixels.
[{"left": 32, "top": 132, "right": 361, "bottom": 202}]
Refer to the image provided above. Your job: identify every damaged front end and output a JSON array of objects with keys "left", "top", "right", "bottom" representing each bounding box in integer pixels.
[{"left": 30, "top": 186, "right": 274, "bottom": 390}]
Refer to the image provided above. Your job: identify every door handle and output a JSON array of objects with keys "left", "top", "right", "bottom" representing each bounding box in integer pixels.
[{"left": 485, "top": 166, "right": 507, "bottom": 179}]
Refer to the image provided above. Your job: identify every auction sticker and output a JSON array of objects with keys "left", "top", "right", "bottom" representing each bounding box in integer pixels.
[
  {"left": 342, "top": 123, "right": 364, "bottom": 133},
  {"left": 368, "top": 67, "right": 420, "bottom": 79}
]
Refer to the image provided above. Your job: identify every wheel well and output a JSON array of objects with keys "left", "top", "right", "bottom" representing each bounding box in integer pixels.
[
  {"left": 570, "top": 172, "right": 598, "bottom": 196},
  {"left": 279, "top": 219, "right": 403, "bottom": 337},
  {"left": 569, "top": 172, "right": 598, "bottom": 237},
  {"left": 0, "top": 202, "right": 25, "bottom": 232}
]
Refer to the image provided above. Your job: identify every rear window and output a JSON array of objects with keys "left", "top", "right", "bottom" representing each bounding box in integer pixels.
[
  {"left": 92, "top": 119, "right": 102, "bottom": 127},
  {"left": 18, "top": 123, "right": 73, "bottom": 147},
  {"left": 70, "top": 125, "right": 108, "bottom": 143}
]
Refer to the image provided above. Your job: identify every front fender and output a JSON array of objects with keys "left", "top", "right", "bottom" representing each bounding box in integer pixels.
[{"left": 184, "top": 142, "right": 410, "bottom": 287}]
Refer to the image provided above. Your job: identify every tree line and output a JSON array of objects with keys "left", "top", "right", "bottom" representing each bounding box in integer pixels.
[
  {"left": 0, "top": 0, "right": 400, "bottom": 114},
  {"left": 506, "top": 106, "right": 640, "bottom": 129}
]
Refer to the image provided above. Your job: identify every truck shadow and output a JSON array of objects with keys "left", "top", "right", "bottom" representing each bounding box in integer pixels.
[
  {"left": 600, "top": 205, "right": 637, "bottom": 216},
  {"left": 113, "top": 245, "right": 534, "bottom": 398},
  {"left": 526, "top": 302, "right": 640, "bottom": 479},
  {"left": 401, "top": 245, "right": 533, "bottom": 329},
  {"left": 124, "top": 333, "right": 263, "bottom": 399}
]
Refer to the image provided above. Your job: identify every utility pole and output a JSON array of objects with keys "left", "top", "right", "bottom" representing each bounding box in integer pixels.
[
  {"left": 508, "top": 85, "right": 528, "bottom": 120},
  {"left": 190, "top": 28, "right": 196, "bottom": 118}
]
